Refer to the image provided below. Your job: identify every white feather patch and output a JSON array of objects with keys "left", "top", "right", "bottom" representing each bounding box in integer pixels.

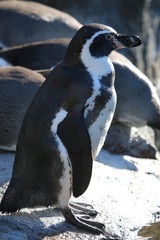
[
  {"left": 88, "top": 90, "right": 117, "bottom": 159},
  {"left": 80, "top": 30, "right": 115, "bottom": 77},
  {"left": 51, "top": 108, "right": 72, "bottom": 208},
  {"left": 0, "top": 144, "right": 16, "bottom": 152},
  {"left": 83, "top": 57, "right": 114, "bottom": 118}
]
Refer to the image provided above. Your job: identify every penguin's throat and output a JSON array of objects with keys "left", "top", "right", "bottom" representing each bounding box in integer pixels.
[
  {"left": 81, "top": 51, "right": 114, "bottom": 78},
  {"left": 80, "top": 33, "right": 114, "bottom": 78}
]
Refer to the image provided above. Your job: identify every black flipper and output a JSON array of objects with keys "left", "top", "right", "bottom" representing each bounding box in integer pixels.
[{"left": 58, "top": 110, "right": 93, "bottom": 198}]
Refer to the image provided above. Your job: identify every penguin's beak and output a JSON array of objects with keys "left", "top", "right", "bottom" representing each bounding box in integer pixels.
[{"left": 113, "top": 34, "right": 142, "bottom": 48}]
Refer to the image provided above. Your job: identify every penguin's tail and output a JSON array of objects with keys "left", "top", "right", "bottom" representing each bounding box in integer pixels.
[{"left": 0, "top": 180, "right": 22, "bottom": 213}]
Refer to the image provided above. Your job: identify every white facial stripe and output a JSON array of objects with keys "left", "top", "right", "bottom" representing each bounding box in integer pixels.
[
  {"left": 51, "top": 108, "right": 72, "bottom": 208},
  {"left": 0, "top": 58, "right": 12, "bottom": 67},
  {"left": 103, "top": 26, "right": 117, "bottom": 34}
]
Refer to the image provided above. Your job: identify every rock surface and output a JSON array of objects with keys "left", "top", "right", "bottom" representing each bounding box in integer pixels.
[
  {"left": 0, "top": 150, "right": 160, "bottom": 239},
  {"left": 0, "top": 66, "right": 45, "bottom": 151},
  {"left": 104, "top": 124, "right": 158, "bottom": 159},
  {"left": 0, "top": 1, "right": 81, "bottom": 47}
]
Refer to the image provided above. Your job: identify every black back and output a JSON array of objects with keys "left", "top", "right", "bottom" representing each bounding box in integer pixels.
[{"left": 0, "top": 60, "right": 93, "bottom": 212}]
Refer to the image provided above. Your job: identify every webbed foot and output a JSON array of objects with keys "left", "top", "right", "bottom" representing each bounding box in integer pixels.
[
  {"left": 62, "top": 206, "right": 105, "bottom": 235},
  {"left": 69, "top": 200, "right": 98, "bottom": 216}
]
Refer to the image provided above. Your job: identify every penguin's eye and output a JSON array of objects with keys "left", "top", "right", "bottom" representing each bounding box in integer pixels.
[{"left": 105, "top": 34, "right": 112, "bottom": 40}]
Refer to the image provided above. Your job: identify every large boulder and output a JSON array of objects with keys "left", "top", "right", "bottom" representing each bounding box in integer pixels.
[
  {"left": 0, "top": 1, "right": 81, "bottom": 48},
  {"left": 0, "top": 66, "right": 45, "bottom": 151},
  {"left": 104, "top": 124, "right": 157, "bottom": 159}
]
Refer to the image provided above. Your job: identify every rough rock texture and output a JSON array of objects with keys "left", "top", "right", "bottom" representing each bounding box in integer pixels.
[
  {"left": 0, "top": 150, "right": 160, "bottom": 239},
  {"left": 104, "top": 124, "right": 158, "bottom": 159}
]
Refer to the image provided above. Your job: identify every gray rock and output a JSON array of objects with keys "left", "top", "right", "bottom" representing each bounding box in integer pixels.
[
  {"left": 0, "top": 1, "right": 81, "bottom": 47},
  {"left": 0, "top": 66, "right": 45, "bottom": 151},
  {"left": 111, "top": 51, "right": 160, "bottom": 130},
  {"left": 104, "top": 124, "right": 157, "bottom": 159}
]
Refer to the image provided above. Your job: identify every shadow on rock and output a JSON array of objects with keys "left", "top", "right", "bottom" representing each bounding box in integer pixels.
[
  {"left": 0, "top": 207, "right": 88, "bottom": 240},
  {"left": 96, "top": 149, "right": 138, "bottom": 171}
]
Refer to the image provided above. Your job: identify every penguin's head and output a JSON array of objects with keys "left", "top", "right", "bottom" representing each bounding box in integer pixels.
[
  {"left": 85, "top": 24, "right": 142, "bottom": 58},
  {"left": 64, "top": 23, "right": 141, "bottom": 65}
]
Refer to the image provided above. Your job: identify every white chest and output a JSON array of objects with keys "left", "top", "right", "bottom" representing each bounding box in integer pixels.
[
  {"left": 80, "top": 43, "right": 116, "bottom": 159},
  {"left": 87, "top": 89, "right": 117, "bottom": 159}
]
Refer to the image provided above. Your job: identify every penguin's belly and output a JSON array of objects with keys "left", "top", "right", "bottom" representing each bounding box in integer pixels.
[{"left": 87, "top": 90, "right": 116, "bottom": 159}]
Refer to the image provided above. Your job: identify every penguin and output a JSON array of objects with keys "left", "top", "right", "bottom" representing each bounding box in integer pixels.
[
  {"left": 0, "top": 24, "right": 141, "bottom": 235},
  {"left": 0, "top": 1, "right": 81, "bottom": 47},
  {"left": 0, "top": 66, "right": 45, "bottom": 151}
]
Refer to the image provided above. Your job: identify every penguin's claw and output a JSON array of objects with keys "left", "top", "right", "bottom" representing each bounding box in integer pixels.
[
  {"left": 62, "top": 207, "right": 105, "bottom": 235},
  {"left": 76, "top": 214, "right": 90, "bottom": 219},
  {"left": 69, "top": 201, "right": 98, "bottom": 216}
]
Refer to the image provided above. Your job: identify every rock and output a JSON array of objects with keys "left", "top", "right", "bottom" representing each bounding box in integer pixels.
[
  {"left": 0, "top": 150, "right": 160, "bottom": 239},
  {"left": 111, "top": 51, "right": 160, "bottom": 130},
  {"left": 0, "top": 1, "right": 81, "bottom": 47},
  {"left": 104, "top": 124, "right": 157, "bottom": 159},
  {"left": 0, "top": 66, "right": 45, "bottom": 151},
  {"left": 0, "top": 38, "right": 70, "bottom": 69}
]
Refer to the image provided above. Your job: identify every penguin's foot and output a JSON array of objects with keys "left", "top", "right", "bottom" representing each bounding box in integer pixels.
[
  {"left": 69, "top": 201, "right": 98, "bottom": 216},
  {"left": 62, "top": 207, "right": 105, "bottom": 235}
]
